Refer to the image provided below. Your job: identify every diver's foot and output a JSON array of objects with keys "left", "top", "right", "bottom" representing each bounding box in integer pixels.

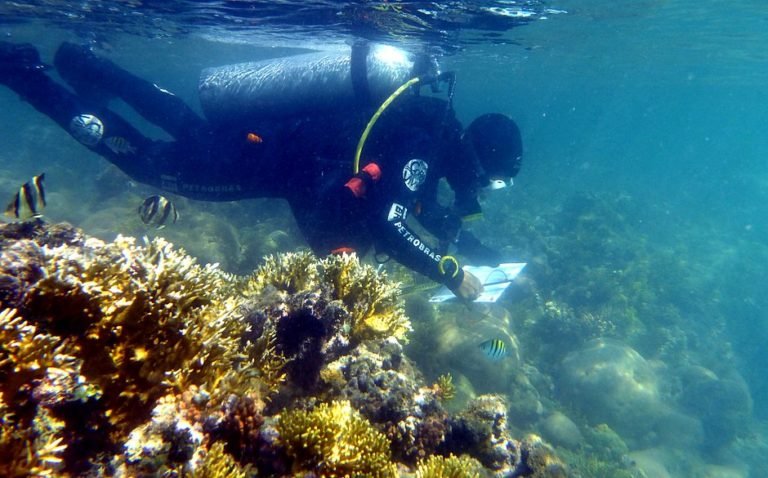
[{"left": 0, "top": 41, "right": 47, "bottom": 76}]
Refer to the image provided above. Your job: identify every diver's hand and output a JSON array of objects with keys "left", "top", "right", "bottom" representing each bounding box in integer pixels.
[{"left": 451, "top": 270, "right": 483, "bottom": 301}]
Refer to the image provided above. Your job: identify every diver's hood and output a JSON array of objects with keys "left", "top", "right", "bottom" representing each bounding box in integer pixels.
[{"left": 199, "top": 43, "right": 436, "bottom": 125}]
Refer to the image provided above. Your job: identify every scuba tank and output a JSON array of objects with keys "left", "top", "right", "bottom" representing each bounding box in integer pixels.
[{"left": 198, "top": 43, "right": 439, "bottom": 124}]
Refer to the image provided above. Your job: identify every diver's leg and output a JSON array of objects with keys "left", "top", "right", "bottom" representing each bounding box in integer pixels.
[
  {"left": 285, "top": 167, "right": 371, "bottom": 256},
  {"left": 54, "top": 42, "right": 206, "bottom": 140},
  {"left": 0, "top": 43, "right": 165, "bottom": 185}
]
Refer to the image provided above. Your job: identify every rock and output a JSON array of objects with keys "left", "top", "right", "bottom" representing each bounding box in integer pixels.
[
  {"left": 699, "top": 464, "right": 748, "bottom": 478},
  {"left": 628, "top": 448, "right": 672, "bottom": 478},
  {"left": 653, "top": 408, "right": 703, "bottom": 449},
  {"left": 539, "top": 411, "right": 583, "bottom": 450},
  {"left": 558, "top": 338, "right": 663, "bottom": 443},
  {"left": 678, "top": 366, "right": 753, "bottom": 451}
]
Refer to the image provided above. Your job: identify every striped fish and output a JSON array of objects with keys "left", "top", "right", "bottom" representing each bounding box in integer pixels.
[
  {"left": 4, "top": 173, "right": 46, "bottom": 219},
  {"left": 138, "top": 194, "right": 178, "bottom": 229},
  {"left": 103, "top": 136, "right": 137, "bottom": 155},
  {"left": 479, "top": 339, "right": 509, "bottom": 361}
]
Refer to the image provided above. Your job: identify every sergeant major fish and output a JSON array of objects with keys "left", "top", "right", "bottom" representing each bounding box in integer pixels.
[
  {"left": 4, "top": 173, "right": 46, "bottom": 220},
  {"left": 103, "top": 136, "right": 137, "bottom": 155},
  {"left": 478, "top": 338, "right": 510, "bottom": 361},
  {"left": 138, "top": 194, "right": 178, "bottom": 229}
]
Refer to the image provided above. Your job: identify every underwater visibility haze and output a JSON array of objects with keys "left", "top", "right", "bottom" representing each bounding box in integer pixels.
[{"left": 1, "top": 0, "right": 768, "bottom": 477}]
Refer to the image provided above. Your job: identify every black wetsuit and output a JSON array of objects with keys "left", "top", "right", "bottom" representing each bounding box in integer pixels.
[{"left": 1, "top": 42, "right": 496, "bottom": 289}]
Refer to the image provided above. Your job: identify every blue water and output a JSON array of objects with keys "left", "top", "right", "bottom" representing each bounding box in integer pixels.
[{"left": 2, "top": 1, "right": 768, "bottom": 476}]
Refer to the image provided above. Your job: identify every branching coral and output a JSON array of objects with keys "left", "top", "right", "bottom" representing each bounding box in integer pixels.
[
  {"left": 1, "top": 222, "right": 548, "bottom": 477},
  {"left": 244, "top": 250, "right": 319, "bottom": 295},
  {"left": 23, "top": 236, "right": 255, "bottom": 435},
  {"left": 415, "top": 454, "right": 484, "bottom": 478},
  {"left": 0, "top": 395, "right": 68, "bottom": 478},
  {"left": 0, "top": 308, "right": 74, "bottom": 477},
  {"left": 191, "top": 442, "right": 250, "bottom": 478},
  {"left": 276, "top": 400, "right": 398, "bottom": 477},
  {"left": 0, "top": 230, "right": 289, "bottom": 475},
  {"left": 318, "top": 253, "right": 411, "bottom": 344},
  {"left": 244, "top": 251, "right": 411, "bottom": 345},
  {"left": 433, "top": 374, "right": 456, "bottom": 402}
]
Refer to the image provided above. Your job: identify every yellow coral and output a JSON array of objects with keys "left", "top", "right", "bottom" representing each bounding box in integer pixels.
[
  {"left": 0, "top": 389, "right": 66, "bottom": 478},
  {"left": 2, "top": 234, "right": 288, "bottom": 474},
  {"left": 208, "top": 324, "right": 287, "bottom": 399},
  {"left": 277, "top": 400, "right": 398, "bottom": 477},
  {"left": 243, "top": 252, "right": 411, "bottom": 345},
  {"left": 0, "top": 308, "right": 80, "bottom": 382},
  {"left": 415, "top": 454, "right": 484, "bottom": 478},
  {"left": 26, "top": 236, "right": 254, "bottom": 433},
  {"left": 0, "top": 309, "right": 75, "bottom": 477},
  {"left": 191, "top": 442, "right": 250, "bottom": 478},
  {"left": 318, "top": 253, "right": 411, "bottom": 343},
  {"left": 243, "top": 250, "right": 318, "bottom": 295},
  {"left": 434, "top": 374, "right": 456, "bottom": 402}
]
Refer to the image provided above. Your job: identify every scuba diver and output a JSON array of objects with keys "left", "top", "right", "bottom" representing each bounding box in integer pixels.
[{"left": 0, "top": 41, "right": 522, "bottom": 300}]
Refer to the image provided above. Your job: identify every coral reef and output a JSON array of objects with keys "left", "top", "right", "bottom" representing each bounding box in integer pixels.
[
  {"left": 414, "top": 454, "right": 485, "bottom": 478},
  {"left": 434, "top": 373, "right": 457, "bottom": 402},
  {"left": 441, "top": 395, "right": 521, "bottom": 473},
  {"left": 0, "top": 222, "right": 279, "bottom": 475},
  {"left": 190, "top": 442, "right": 250, "bottom": 478},
  {"left": 276, "top": 400, "right": 398, "bottom": 477},
  {"left": 318, "top": 339, "right": 453, "bottom": 464},
  {"left": 0, "top": 221, "right": 563, "bottom": 477},
  {"left": 245, "top": 251, "right": 411, "bottom": 345},
  {"left": 518, "top": 434, "right": 568, "bottom": 478}
]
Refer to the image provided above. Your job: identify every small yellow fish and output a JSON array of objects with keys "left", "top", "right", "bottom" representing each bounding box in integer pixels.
[{"left": 4, "top": 173, "right": 46, "bottom": 220}]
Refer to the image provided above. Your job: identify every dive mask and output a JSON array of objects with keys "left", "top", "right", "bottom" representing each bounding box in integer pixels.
[{"left": 485, "top": 177, "right": 513, "bottom": 191}]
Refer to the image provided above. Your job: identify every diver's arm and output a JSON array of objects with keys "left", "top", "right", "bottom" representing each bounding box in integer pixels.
[
  {"left": 417, "top": 188, "right": 501, "bottom": 267},
  {"left": 417, "top": 201, "right": 462, "bottom": 246},
  {"left": 370, "top": 201, "right": 481, "bottom": 299}
]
